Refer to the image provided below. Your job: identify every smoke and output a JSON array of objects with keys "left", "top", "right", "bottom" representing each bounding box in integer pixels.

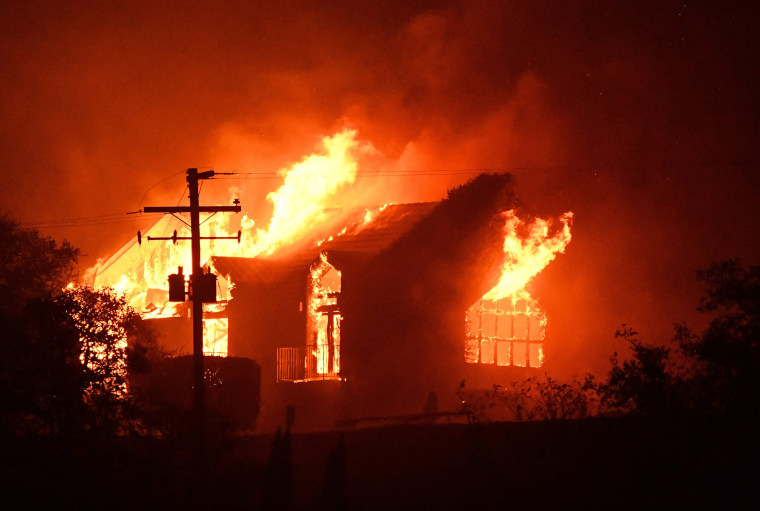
[{"left": 2, "top": 1, "right": 759, "bottom": 376}]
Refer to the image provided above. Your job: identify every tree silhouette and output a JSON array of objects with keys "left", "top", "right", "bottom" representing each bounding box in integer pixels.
[
  {"left": 56, "top": 286, "right": 158, "bottom": 432},
  {"left": 0, "top": 215, "right": 157, "bottom": 436},
  {"left": 681, "top": 259, "right": 760, "bottom": 417},
  {"left": 600, "top": 326, "right": 681, "bottom": 416},
  {"left": 0, "top": 214, "right": 78, "bottom": 315},
  {"left": 600, "top": 260, "right": 760, "bottom": 418}
]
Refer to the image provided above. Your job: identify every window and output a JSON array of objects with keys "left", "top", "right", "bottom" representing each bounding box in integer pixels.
[
  {"left": 203, "top": 317, "right": 228, "bottom": 357},
  {"left": 306, "top": 253, "right": 341, "bottom": 378},
  {"left": 465, "top": 292, "right": 546, "bottom": 368},
  {"left": 277, "top": 252, "right": 342, "bottom": 382}
]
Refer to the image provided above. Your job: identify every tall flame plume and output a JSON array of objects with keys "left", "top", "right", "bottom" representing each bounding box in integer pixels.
[
  {"left": 89, "top": 128, "right": 373, "bottom": 355},
  {"left": 484, "top": 210, "right": 574, "bottom": 300},
  {"left": 466, "top": 210, "right": 573, "bottom": 368}
]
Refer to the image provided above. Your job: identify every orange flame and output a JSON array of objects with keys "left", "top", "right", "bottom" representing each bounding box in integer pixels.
[
  {"left": 466, "top": 210, "right": 573, "bottom": 368},
  {"left": 307, "top": 252, "right": 341, "bottom": 377},
  {"left": 237, "top": 128, "right": 376, "bottom": 256},
  {"left": 484, "top": 210, "right": 573, "bottom": 300},
  {"left": 90, "top": 128, "right": 372, "bottom": 357}
]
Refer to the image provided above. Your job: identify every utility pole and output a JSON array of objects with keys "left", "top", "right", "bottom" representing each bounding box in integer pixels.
[{"left": 142, "top": 168, "right": 241, "bottom": 436}]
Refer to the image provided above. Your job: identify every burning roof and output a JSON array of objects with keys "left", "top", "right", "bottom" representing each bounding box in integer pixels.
[
  {"left": 210, "top": 202, "right": 437, "bottom": 283},
  {"left": 89, "top": 214, "right": 186, "bottom": 293}
]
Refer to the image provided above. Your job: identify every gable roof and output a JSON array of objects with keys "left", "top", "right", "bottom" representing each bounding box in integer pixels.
[
  {"left": 211, "top": 202, "right": 437, "bottom": 284},
  {"left": 91, "top": 214, "right": 185, "bottom": 288},
  {"left": 321, "top": 203, "right": 437, "bottom": 256}
]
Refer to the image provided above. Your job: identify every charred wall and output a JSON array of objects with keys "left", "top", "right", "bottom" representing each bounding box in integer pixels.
[
  {"left": 226, "top": 271, "right": 310, "bottom": 430},
  {"left": 228, "top": 276, "right": 306, "bottom": 362},
  {"left": 342, "top": 173, "right": 519, "bottom": 418}
]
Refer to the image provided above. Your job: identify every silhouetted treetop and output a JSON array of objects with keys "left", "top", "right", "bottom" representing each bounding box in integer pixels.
[
  {"left": 0, "top": 214, "right": 78, "bottom": 315},
  {"left": 697, "top": 259, "right": 760, "bottom": 316},
  {"left": 0, "top": 216, "right": 161, "bottom": 436},
  {"left": 600, "top": 259, "right": 760, "bottom": 419}
]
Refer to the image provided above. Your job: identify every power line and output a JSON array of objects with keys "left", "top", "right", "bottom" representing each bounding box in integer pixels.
[
  {"left": 24, "top": 160, "right": 758, "bottom": 228},
  {"left": 209, "top": 161, "right": 760, "bottom": 180},
  {"left": 23, "top": 212, "right": 136, "bottom": 224},
  {"left": 137, "top": 168, "right": 188, "bottom": 211},
  {"left": 2, "top": 166, "right": 633, "bottom": 227},
  {"left": 207, "top": 166, "right": 603, "bottom": 180},
  {"left": 23, "top": 169, "right": 193, "bottom": 230},
  {"left": 22, "top": 213, "right": 165, "bottom": 229}
]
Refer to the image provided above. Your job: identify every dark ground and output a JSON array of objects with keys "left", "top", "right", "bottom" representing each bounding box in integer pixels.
[{"left": 1, "top": 416, "right": 757, "bottom": 510}]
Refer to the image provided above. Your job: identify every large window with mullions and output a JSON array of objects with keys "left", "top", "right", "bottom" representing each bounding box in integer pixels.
[{"left": 465, "top": 293, "right": 546, "bottom": 368}]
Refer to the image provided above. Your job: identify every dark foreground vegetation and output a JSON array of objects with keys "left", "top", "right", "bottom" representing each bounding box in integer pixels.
[
  {"left": 1, "top": 415, "right": 757, "bottom": 510},
  {"left": 1, "top": 215, "right": 759, "bottom": 509}
]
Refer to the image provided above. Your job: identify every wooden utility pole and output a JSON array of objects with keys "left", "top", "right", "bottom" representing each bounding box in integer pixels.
[{"left": 143, "top": 168, "right": 241, "bottom": 430}]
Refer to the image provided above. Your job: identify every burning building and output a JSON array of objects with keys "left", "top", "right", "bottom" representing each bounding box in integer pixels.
[{"left": 90, "top": 172, "right": 572, "bottom": 432}]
